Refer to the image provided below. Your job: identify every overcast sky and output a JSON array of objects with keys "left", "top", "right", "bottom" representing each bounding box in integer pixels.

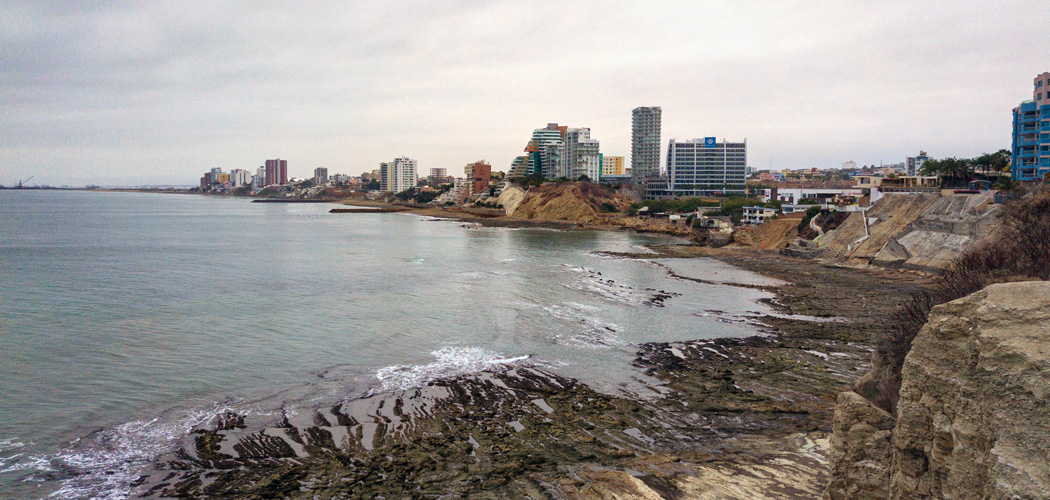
[{"left": 2, "top": 1, "right": 1047, "bottom": 186}]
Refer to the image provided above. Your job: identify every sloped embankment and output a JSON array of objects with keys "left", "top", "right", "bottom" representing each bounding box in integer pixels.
[
  {"left": 733, "top": 219, "right": 799, "bottom": 250},
  {"left": 509, "top": 182, "right": 634, "bottom": 223},
  {"left": 871, "top": 194, "right": 1000, "bottom": 271},
  {"left": 818, "top": 194, "right": 939, "bottom": 263}
]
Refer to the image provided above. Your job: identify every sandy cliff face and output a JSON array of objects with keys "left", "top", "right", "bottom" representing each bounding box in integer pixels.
[
  {"left": 825, "top": 281, "right": 1050, "bottom": 499},
  {"left": 510, "top": 182, "right": 634, "bottom": 223}
]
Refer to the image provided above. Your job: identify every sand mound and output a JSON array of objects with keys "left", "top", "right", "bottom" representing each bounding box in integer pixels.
[
  {"left": 510, "top": 182, "right": 634, "bottom": 223},
  {"left": 733, "top": 219, "right": 799, "bottom": 250}
]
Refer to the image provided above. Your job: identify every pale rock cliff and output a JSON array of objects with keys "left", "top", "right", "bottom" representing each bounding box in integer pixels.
[{"left": 825, "top": 281, "right": 1050, "bottom": 499}]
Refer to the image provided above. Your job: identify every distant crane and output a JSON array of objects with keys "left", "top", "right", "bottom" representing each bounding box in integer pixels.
[{"left": 17, "top": 176, "right": 33, "bottom": 188}]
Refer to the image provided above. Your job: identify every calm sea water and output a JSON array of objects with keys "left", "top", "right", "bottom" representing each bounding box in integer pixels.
[{"left": 0, "top": 190, "right": 782, "bottom": 499}]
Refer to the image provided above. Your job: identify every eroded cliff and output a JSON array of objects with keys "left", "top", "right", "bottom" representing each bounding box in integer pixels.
[{"left": 826, "top": 281, "right": 1050, "bottom": 499}]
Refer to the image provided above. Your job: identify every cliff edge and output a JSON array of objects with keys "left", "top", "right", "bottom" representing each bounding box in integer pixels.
[{"left": 825, "top": 281, "right": 1050, "bottom": 499}]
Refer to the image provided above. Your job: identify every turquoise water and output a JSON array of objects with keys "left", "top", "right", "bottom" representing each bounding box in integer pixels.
[{"left": 0, "top": 190, "right": 781, "bottom": 499}]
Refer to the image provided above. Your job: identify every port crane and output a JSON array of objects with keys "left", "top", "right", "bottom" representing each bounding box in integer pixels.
[{"left": 17, "top": 176, "right": 33, "bottom": 188}]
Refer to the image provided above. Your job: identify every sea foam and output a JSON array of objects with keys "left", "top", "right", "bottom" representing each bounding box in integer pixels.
[{"left": 374, "top": 346, "right": 529, "bottom": 392}]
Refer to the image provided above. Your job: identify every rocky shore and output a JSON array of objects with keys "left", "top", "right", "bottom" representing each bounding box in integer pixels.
[{"left": 136, "top": 246, "right": 930, "bottom": 499}]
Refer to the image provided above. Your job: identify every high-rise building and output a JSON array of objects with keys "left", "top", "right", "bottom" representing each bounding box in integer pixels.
[
  {"left": 229, "top": 169, "right": 251, "bottom": 187},
  {"left": 905, "top": 151, "right": 929, "bottom": 176},
  {"left": 380, "top": 157, "right": 417, "bottom": 193},
  {"left": 603, "top": 155, "right": 625, "bottom": 175},
  {"left": 428, "top": 167, "right": 448, "bottom": 184},
  {"left": 1012, "top": 71, "right": 1050, "bottom": 182},
  {"left": 516, "top": 123, "right": 600, "bottom": 180},
  {"left": 314, "top": 167, "right": 328, "bottom": 184},
  {"left": 561, "top": 128, "right": 601, "bottom": 180},
  {"left": 663, "top": 137, "right": 747, "bottom": 198},
  {"left": 631, "top": 107, "right": 662, "bottom": 187},
  {"left": 464, "top": 161, "right": 492, "bottom": 195},
  {"left": 265, "top": 159, "right": 288, "bottom": 186},
  {"left": 525, "top": 123, "right": 567, "bottom": 178}
]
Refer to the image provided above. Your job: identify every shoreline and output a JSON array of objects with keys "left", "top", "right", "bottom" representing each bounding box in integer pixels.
[{"left": 137, "top": 246, "right": 929, "bottom": 499}]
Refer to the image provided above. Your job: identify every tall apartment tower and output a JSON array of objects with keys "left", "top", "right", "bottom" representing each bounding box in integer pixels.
[
  {"left": 264, "top": 159, "right": 288, "bottom": 186},
  {"left": 1012, "top": 71, "right": 1050, "bottom": 182},
  {"left": 664, "top": 137, "right": 747, "bottom": 197},
  {"left": 631, "top": 107, "right": 662, "bottom": 187},
  {"left": 313, "top": 166, "right": 328, "bottom": 184},
  {"left": 561, "top": 127, "right": 601, "bottom": 180},
  {"left": 379, "top": 157, "right": 417, "bottom": 193}
]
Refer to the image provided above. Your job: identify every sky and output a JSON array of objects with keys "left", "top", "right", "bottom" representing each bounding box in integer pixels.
[{"left": 1, "top": 1, "right": 1047, "bottom": 186}]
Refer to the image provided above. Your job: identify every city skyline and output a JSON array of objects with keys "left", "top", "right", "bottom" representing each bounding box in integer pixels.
[{"left": 2, "top": 1, "right": 1047, "bottom": 186}]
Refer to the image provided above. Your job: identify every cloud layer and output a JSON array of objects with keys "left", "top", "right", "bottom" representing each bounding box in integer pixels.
[{"left": 2, "top": 1, "right": 1047, "bottom": 185}]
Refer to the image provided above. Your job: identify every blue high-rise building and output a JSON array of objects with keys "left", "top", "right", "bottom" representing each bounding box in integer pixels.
[{"left": 1011, "top": 71, "right": 1050, "bottom": 182}]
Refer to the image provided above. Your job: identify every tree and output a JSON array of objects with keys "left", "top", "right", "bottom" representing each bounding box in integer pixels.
[{"left": 921, "top": 157, "right": 973, "bottom": 187}]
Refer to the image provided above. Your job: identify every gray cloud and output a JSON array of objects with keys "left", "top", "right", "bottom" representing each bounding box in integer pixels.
[{"left": 1, "top": 0, "right": 1047, "bottom": 185}]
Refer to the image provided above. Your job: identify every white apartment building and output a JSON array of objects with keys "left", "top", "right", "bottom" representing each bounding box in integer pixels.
[
  {"left": 560, "top": 127, "right": 601, "bottom": 180},
  {"left": 229, "top": 169, "right": 252, "bottom": 187},
  {"left": 662, "top": 138, "right": 747, "bottom": 198},
  {"left": 380, "top": 157, "right": 417, "bottom": 194}
]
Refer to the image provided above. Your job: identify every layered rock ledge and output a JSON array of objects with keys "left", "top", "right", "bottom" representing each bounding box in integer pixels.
[{"left": 825, "top": 281, "right": 1050, "bottom": 499}]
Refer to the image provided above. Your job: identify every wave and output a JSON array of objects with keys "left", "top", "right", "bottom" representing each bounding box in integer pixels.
[
  {"left": 6, "top": 403, "right": 268, "bottom": 500},
  {"left": 374, "top": 346, "right": 529, "bottom": 392},
  {"left": 544, "top": 304, "right": 623, "bottom": 348}
]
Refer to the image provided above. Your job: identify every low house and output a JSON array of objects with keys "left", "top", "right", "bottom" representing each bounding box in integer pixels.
[
  {"left": 695, "top": 215, "right": 732, "bottom": 230},
  {"left": 742, "top": 206, "right": 777, "bottom": 225},
  {"left": 853, "top": 175, "right": 939, "bottom": 193}
]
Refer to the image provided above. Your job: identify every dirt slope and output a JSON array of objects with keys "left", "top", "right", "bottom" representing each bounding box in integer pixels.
[
  {"left": 819, "top": 194, "right": 939, "bottom": 263},
  {"left": 732, "top": 219, "right": 799, "bottom": 250},
  {"left": 510, "top": 182, "right": 635, "bottom": 223}
]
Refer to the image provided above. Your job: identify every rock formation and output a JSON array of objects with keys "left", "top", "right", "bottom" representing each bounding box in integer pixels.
[{"left": 825, "top": 281, "right": 1050, "bottom": 499}]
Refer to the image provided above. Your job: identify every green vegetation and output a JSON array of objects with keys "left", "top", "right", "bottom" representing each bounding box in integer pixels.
[
  {"left": 797, "top": 206, "right": 822, "bottom": 232},
  {"left": 861, "top": 187, "right": 1050, "bottom": 414},
  {"left": 508, "top": 173, "right": 546, "bottom": 188},
  {"left": 919, "top": 149, "right": 1011, "bottom": 187},
  {"left": 628, "top": 196, "right": 781, "bottom": 224}
]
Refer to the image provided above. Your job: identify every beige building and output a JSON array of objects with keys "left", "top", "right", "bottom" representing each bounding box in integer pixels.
[{"left": 603, "top": 155, "right": 624, "bottom": 176}]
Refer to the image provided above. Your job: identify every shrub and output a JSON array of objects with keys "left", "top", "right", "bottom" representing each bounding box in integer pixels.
[{"left": 857, "top": 190, "right": 1050, "bottom": 413}]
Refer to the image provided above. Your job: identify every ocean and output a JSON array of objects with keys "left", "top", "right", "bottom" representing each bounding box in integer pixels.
[{"left": 0, "top": 190, "right": 782, "bottom": 499}]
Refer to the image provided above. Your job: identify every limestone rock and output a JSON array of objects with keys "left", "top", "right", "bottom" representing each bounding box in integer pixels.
[
  {"left": 823, "top": 391, "right": 895, "bottom": 500},
  {"left": 826, "top": 281, "right": 1050, "bottom": 499},
  {"left": 891, "top": 281, "right": 1050, "bottom": 499}
]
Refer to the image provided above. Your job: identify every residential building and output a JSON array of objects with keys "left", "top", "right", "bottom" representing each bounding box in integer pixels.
[
  {"left": 603, "top": 155, "right": 625, "bottom": 175},
  {"left": 523, "top": 123, "right": 566, "bottom": 178},
  {"left": 229, "top": 169, "right": 251, "bottom": 187},
  {"left": 314, "top": 167, "right": 328, "bottom": 184},
  {"left": 662, "top": 137, "right": 747, "bottom": 198},
  {"left": 380, "top": 157, "right": 417, "bottom": 193},
  {"left": 265, "top": 159, "right": 288, "bottom": 186},
  {"left": 759, "top": 187, "right": 862, "bottom": 204},
  {"left": 742, "top": 206, "right": 777, "bottom": 225},
  {"left": 429, "top": 167, "right": 448, "bottom": 184},
  {"left": 906, "top": 151, "right": 929, "bottom": 176},
  {"left": 1011, "top": 71, "right": 1050, "bottom": 182},
  {"left": 561, "top": 128, "right": 601, "bottom": 180},
  {"left": 465, "top": 161, "right": 492, "bottom": 195},
  {"left": 631, "top": 107, "right": 661, "bottom": 188},
  {"left": 515, "top": 123, "right": 600, "bottom": 180},
  {"left": 853, "top": 175, "right": 939, "bottom": 192},
  {"left": 842, "top": 160, "right": 857, "bottom": 170}
]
